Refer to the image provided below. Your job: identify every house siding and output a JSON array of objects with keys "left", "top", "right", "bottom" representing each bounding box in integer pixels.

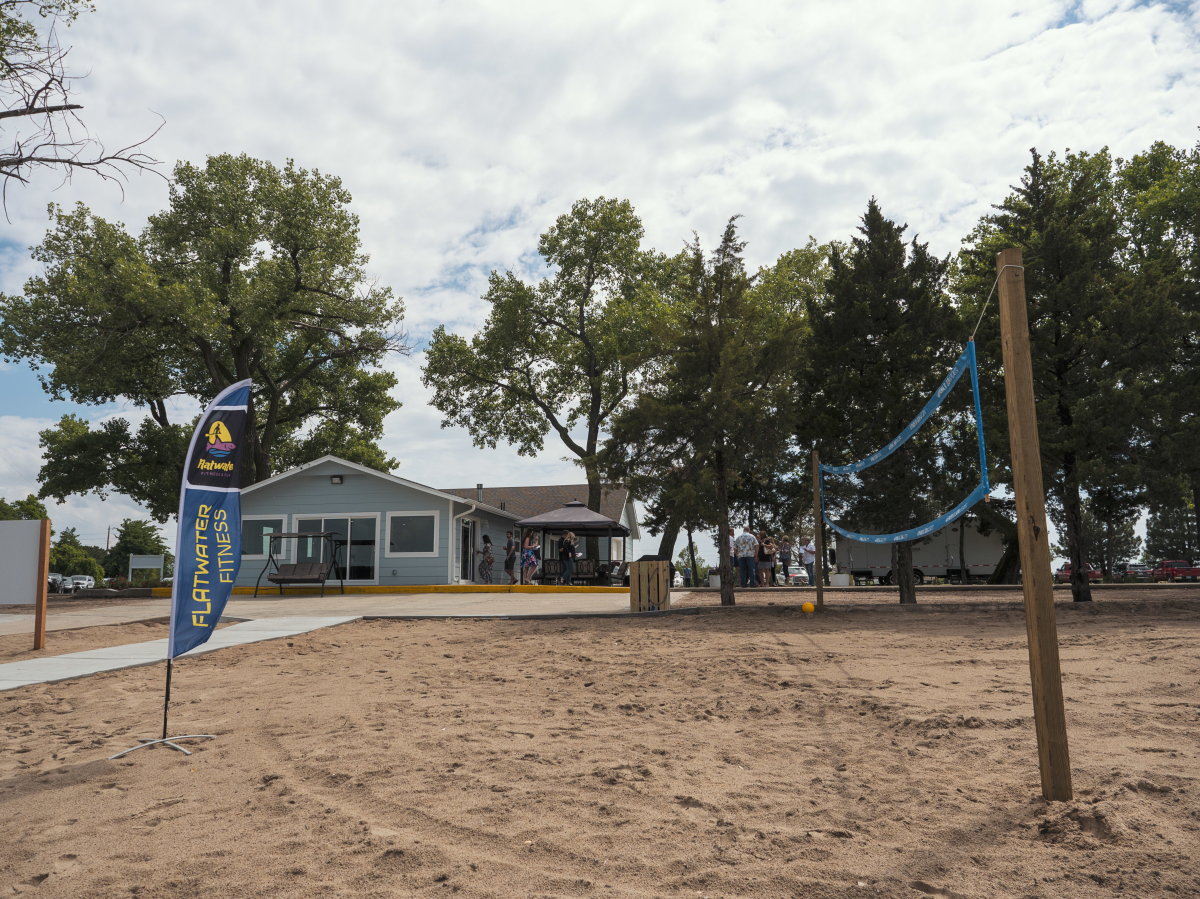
[{"left": 236, "top": 459, "right": 516, "bottom": 588}]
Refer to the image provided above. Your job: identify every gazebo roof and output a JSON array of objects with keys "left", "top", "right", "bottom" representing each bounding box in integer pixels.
[{"left": 514, "top": 500, "right": 630, "bottom": 534}]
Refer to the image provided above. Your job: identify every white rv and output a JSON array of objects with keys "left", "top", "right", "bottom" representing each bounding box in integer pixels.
[{"left": 834, "top": 518, "right": 1005, "bottom": 584}]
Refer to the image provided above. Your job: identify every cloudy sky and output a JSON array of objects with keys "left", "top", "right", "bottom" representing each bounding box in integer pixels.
[{"left": 1, "top": 0, "right": 1198, "bottom": 558}]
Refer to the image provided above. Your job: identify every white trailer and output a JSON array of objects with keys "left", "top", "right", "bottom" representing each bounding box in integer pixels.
[{"left": 834, "top": 518, "right": 1005, "bottom": 584}]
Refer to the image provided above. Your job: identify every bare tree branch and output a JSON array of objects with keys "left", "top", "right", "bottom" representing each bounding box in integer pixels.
[{"left": 1, "top": 5, "right": 163, "bottom": 214}]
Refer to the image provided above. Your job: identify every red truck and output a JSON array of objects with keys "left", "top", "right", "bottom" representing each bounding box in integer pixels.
[
  {"left": 1055, "top": 563, "right": 1102, "bottom": 584},
  {"left": 1150, "top": 560, "right": 1200, "bottom": 582}
]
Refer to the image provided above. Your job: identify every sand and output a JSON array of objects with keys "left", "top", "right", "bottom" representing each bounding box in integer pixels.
[{"left": 2, "top": 601, "right": 1198, "bottom": 898}]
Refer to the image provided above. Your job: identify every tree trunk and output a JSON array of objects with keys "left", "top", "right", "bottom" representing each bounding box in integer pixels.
[
  {"left": 977, "top": 502, "right": 1021, "bottom": 585},
  {"left": 686, "top": 522, "right": 699, "bottom": 589},
  {"left": 990, "top": 539, "right": 1022, "bottom": 584},
  {"left": 1062, "top": 480, "right": 1093, "bottom": 602},
  {"left": 657, "top": 517, "right": 680, "bottom": 560},
  {"left": 243, "top": 396, "right": 261, "bottom": 486},
  {"left": 586, "top": 467, "right": 603, "bottom": 513},
  {"left": 959, "top": 515, "right": 968, "bottom": 584},
  {"left": 1192, "top": 480, "right": 1199, "bottom": 561},
  {"left": 715, "top": 446, "right": 735, "bottom": 606},
  {"left": 896, "top": 540, "right": 916, "bottom": 604}
]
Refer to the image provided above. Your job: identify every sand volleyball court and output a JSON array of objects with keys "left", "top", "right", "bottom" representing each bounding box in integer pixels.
[{"left": 2, "top": 601, "right": 1198, "bottom": 897}]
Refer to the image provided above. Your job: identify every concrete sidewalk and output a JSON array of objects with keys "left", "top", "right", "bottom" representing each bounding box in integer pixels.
[
  {"left": 0, "top": 590, "right": 630, "bottom": 638},
  {"left": 0, "top": 616, "right": 357, "bottom": 691},
  {"left": 0, "top": 601, "right": 172, "bottom": 636},
  {"left": 0, "top": 590, "right": 635, "bottom": 691}
]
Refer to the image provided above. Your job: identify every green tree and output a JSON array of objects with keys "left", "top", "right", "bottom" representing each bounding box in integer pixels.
[
  {"left": 604, "top": 217, "right": 801, "bottom": 605},
  {"left": 1117, "top": 141, "right": 1200, "bottom": 549},
  {"left": 799, "top": 199, "right": 961, "bottom": 604},
  {"left": 422, "top": 197, "right": 654, "bottom": 514},
  {"left": 956, "top": 148, "right": 1171, "bottom": 601},
  {"left": 675, "top": 546, "right": 710, "bottom": 582},
  {"left": 0, "top": 493, "right": 47, "bottom": 519},
  {"left": 104, "top": 518, "right": 173, "bottom": 580},
  {"left": 48, "top": 528, "right": 104, "bottom": 581},
  {"left": 1143, "top": 491, "right": 1198, "bottom": 562},
  {"left": 0, "top": 154, "right": 408, "bottom": 519},
  {"left": 1052, "top": 503, "right": 1142, "bottom": 577}
]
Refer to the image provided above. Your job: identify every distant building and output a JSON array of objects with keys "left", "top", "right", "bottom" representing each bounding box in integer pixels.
[
  {"left": 236, "top": 455, "right": 521, "bottom": 588},
  {"left": 235, "top": 458, "right": 643, "bottom": 588}
]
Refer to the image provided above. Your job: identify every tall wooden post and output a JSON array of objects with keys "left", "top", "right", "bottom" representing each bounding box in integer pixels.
[
  {"left": 996, "top": 249, "right": 1073, "bottom": 801},
  {"left": 812, "top": 450, "right": 824, "bottom": 609},
  {"left": 33, "top": 519, "right": 51, "bottom": 650}
]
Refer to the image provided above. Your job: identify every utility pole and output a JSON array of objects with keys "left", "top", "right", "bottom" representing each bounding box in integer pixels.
[{"left": 996, "top": 248, "right": 1073, "bottom": 802}]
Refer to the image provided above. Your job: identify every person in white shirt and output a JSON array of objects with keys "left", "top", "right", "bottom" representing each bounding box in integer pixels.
[
  {"left": 734, "top": 526, "right": 759, "bottom": 587},
  {"left": 800, "top": 535, "right": 818, "bottom": 587}
]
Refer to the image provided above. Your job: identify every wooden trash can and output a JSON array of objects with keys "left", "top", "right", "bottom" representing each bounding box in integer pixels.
[{"left": 629, "top": 560, "right": 671, "bottom": 612}]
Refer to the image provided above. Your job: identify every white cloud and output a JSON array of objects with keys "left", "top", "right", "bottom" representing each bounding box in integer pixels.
[{"left": 1, "top": 0, "right": 1196, "bottom": 563}]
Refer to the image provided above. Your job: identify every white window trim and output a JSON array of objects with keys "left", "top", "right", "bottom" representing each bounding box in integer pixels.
[
  {"left": 289, "top": 512, "right": 382, "bottom": 585},
  {"left": 385, "top": 510, "right": 442, "bottom": 559},
  {"left": 241, "top": 514, "right": 290, "bottom": 561}
]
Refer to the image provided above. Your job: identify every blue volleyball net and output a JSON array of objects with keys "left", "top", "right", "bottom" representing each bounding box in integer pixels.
[{"left": 819, "top": 341, "right": 989, "bottom": 545}]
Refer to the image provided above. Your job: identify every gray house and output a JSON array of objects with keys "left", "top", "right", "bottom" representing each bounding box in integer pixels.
[{"left": 236, "top": 455, "right": 521, "bottom": 588}]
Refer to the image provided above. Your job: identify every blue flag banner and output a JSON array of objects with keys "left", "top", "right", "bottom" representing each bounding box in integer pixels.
[
  {"left": 168, "top": 380, "right": 252, "bottom": 658},
  {"left": 818, "top": 342, "right": 989, "bottom": 545}
]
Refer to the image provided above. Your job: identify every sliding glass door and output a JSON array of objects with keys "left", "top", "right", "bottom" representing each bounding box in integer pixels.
[{"left": 294, "top": 515, "right": 377, "bottom": 582}]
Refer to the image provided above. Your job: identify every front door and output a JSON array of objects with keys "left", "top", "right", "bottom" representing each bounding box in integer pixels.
[{"left": 460, "top": 520, "right": 475, "bottom": 582}]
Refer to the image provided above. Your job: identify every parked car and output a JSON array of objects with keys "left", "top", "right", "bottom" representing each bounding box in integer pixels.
[
  {"left": 1121, "top": 564, "right": 1154, "bottom": 579},
  {"left": 1055, "top": 563, "right": 1102, "bottom": 584},
  {"left": 71, "top": 575, "right": 95, "bottom": 590},
  {"left": 47, "top": 572, "right": 77, "bottom": 593},
  {"left": 1149, "top": 560, "right": 1200, "bottom": 582}
]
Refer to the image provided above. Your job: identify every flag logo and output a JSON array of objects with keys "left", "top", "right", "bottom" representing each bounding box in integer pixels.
[{"left": 205, "top": 420, "right": 236, "bottom": 457}]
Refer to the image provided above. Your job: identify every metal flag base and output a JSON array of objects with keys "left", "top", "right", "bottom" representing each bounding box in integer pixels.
[{"left": 108, "top": 735, "right": 215, "bottom": 760}]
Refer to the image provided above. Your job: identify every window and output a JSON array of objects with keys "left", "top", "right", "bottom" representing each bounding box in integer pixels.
[
  {"left": 386, "top": 511, "right": 440, "bottom": 557},
  {"left": 242, "top": 517, "right": 284, "bottom": 558}
]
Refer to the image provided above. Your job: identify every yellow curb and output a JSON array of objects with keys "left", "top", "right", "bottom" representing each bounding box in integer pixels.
[{"left": 149, "top": 584, "right": 628, "bottom": 597}]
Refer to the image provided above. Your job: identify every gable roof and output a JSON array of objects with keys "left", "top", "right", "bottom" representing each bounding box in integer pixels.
[
  {"left": 441, "top": 483, "right": 634, "bottom": 532},
  {"left": 241, "top": 455, "right": 521, "bottom": 520}
]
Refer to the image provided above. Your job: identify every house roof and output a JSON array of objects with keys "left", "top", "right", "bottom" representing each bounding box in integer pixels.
[
  {"left": 441, "top": 483, "right": 634, "bottom": 532},
  {"left": 514, "top": 500, "right": 630, "bottom": 534},
  {"left": 241, "top": 455, "right": 521, "bottom": 520}
]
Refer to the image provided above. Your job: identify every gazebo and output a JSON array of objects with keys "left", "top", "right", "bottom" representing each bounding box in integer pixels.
[{"left": 514, "top": 500, "right": 630, "bottom": 584}]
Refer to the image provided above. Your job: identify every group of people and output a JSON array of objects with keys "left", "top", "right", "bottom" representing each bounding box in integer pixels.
[
  {"left": 474, "top": 529, "right": 579, "bottom": 586},
  {"left": 727, "top": 526, "right": 817, "bottom": 588}
]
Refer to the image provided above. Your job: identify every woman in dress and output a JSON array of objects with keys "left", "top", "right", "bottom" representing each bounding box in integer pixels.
[
  {"left": 559, "top": 531, "right": 576, "bottom": 586},
  {"left": 476, "top": 534, "right": 495, "bottom": 585},
  {"left": 522, "top": 528, "right": 540, "bottom": 585},
  {"left": 758, "top": 532, "right": 775, "bottom": 586}
]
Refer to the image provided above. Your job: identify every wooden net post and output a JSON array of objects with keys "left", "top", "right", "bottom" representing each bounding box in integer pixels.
[
  {"left": 996, "top": 248, "right": 1073, "bottom": 801},
  {"left": 34, "top": 519, "right": 51, "bottom": 651}
]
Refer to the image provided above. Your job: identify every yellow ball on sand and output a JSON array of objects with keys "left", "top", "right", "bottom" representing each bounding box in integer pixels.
[{"left": 801, "top": 601, "right": 815, "bottom": 614}]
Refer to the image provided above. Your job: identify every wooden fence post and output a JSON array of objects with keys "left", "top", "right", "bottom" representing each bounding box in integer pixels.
[
  {"left": 34, "top": 519, "right": 51, "bottom": 650},
  {"left": 812, "top": 450, "right": 824, "bottom": 609},
  {"left": 996, "top": 248, "right": 1073, "bottom": 801}
]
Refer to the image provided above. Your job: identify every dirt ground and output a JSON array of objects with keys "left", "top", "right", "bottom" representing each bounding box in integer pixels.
[{"left": 2, "top": 603, "right": 1198, "bottom": 898}]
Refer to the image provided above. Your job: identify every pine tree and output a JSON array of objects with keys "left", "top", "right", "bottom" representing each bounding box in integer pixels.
[
  {"left": 798, "top": 199, "right": 960, "bottom": 604},
  {"left": 604, "top": 218, "right": 801, "bottom": 605},
  {"left": 957, "top": 149, "right": 1171, "bottom": 601},
  {"left": 1144, "top": 492, "right": 1199, "bottom": 562}
]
